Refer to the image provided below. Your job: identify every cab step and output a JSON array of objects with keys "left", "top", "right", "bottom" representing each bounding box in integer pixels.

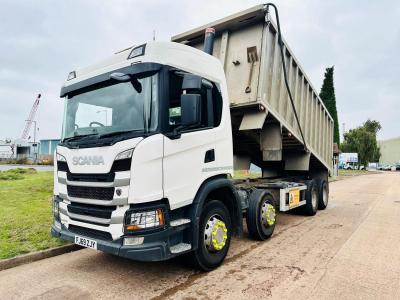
[
  {"left": 170, "top": 243, "right": 191, "bottom": 254},
  {"left": 170, "top": 218, "right": 191, "bottom": 227}
]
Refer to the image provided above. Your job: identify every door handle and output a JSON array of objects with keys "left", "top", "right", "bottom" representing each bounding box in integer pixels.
[{"left": 204, "top": 149, "right": 215, "bottom": 163}]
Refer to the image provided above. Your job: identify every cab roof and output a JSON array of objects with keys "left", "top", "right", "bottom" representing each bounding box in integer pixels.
[{"left": 61, "top": 41, "right": 225, "bottom": 96}]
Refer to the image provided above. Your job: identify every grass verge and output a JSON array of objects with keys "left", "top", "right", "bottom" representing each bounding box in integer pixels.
[
  {"left": 338, "top": 169, "right": 369, "bottom": 176},
  {"left": 0, "top": 170, "right": 66, "bottom": 259}
]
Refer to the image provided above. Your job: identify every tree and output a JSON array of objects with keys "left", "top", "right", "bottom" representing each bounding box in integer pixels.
[
  {"left": 340, "top": 119, "right": 381, "bottom": 166},
  {"left": 363, "top": 119, "right": 381, "bottom": 134},
  {"left": 319, "top": 66, "right": 340, "bottom": 145}
]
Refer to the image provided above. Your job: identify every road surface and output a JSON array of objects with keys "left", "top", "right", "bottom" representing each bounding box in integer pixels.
[{"left": 1, "top": 172, "right": 399, "bottom": 299}]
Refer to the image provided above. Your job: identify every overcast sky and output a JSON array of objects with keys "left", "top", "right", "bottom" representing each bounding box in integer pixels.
[{"left": 0, "top": 0, "right": 399, "bottom": 141}]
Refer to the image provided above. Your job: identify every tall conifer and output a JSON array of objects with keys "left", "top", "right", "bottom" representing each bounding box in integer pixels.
[{"left": 319, "top": 66, "right": 340, "bottom": 144}]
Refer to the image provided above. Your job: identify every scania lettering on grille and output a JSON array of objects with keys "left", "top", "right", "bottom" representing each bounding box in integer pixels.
[{"left": 72, "top": 156, "right": 105, "bottom": 165}]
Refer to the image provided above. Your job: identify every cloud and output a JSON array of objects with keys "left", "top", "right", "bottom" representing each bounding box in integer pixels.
[{"left": 0, "top": 0, "right": 399, "bottom": 140}]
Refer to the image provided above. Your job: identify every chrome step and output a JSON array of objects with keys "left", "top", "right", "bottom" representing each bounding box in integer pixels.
[
  {"left": 170, "top": 218, "right": 191, "bottom": 227},
  {"left": 170, "top": 243, "right": 191, "bottom": 254}
]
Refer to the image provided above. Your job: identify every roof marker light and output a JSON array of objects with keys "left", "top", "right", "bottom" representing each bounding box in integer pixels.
[
  {"left": 128, "top": 44, "right": 146, "bottom": 59},
  {"left": 67, "top": 71, "right": 76, "bottom": 81}
]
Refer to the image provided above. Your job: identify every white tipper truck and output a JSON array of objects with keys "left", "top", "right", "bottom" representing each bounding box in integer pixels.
[{"left": 51, "top": 4, "right": 333, "bottom": 271}]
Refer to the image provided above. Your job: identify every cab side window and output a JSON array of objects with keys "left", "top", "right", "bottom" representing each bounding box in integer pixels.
[{"left": 168, "top": 71, "right": 222, "bottom": 131}]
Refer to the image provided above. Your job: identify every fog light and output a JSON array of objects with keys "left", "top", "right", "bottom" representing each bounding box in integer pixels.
[
  {"left": 125, "top": 208, "right": 164, "bottom": 231},
  {"left": 124, "top": 237, "right": 144, "bottom": 246}
]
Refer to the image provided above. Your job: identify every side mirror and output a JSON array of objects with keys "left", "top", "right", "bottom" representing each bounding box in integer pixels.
[
  {"left": 181, "top": 94, "right": 201, "bottom": 127},
  {"left": 182, "top": 74, "right": 202, "bottom": 90}
]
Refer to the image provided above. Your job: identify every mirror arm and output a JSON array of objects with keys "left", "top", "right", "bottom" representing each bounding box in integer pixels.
[{"left": 166, "top": 126, "right": 183, "bottom": 140}]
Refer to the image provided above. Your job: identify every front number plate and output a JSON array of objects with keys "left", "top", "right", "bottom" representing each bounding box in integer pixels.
[
  {"left": 75, "top": 235, "right": 97, "bottom": 250},
  {"left": 289, "top": 189, "right": 300, "bottom": 208}
]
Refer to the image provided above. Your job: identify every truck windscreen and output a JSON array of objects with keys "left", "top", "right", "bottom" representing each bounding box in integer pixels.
[{"left": 61, "top": 72, "right": 159, "bottom": 143}]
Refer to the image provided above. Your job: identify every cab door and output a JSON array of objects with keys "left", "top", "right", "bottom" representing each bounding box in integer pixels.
[
  {"left": 162, "top": 72, "right": 221, "bottom": 210},
  {"left": 163, "top": 129, "right": 216, "bottom": 209}
]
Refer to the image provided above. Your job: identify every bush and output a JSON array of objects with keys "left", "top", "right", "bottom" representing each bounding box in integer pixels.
[
  {"left": 16, "top": 158, "right": 30, "bottom": 165},
  {"left": 0, "top": 172, "right": 24, "bottom": 180},
  {"left": 0, "top": 168, "right": 37, "bottom": 180}
]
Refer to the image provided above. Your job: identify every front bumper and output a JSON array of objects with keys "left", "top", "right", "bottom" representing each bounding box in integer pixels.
[{"left": 51, "top": 224, "right": 173, "bottom": 262}]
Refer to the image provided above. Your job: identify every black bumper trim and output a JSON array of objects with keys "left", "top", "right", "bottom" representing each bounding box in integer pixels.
[{"left": 51, "top": 225, "right": 175, "bottom": 262}]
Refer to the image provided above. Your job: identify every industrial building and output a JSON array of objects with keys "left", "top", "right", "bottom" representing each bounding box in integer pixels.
[
  {"left": 38, "top": 139, "right": 60, "bottom": 161},
  {"left": 0, "top": 139, "right": 37, "bottom": 160},
  {"left": 379, "top": 137, "right": 400, "bottom": 165},
  {"left": 0, "top": 138, "right": 60, "bottom": 162}
]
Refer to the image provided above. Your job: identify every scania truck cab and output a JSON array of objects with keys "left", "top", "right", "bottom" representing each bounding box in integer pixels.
[{"left": 52, "top": 4, "right": 333, "bottom": 271}]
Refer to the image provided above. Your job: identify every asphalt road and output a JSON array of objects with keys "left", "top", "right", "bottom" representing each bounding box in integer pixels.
[
  {"left": 1, "top": 172, "right": 399, "bottom": 299},
  {"left": 0, "top": 165, "right": 53, "bottom": 172}
]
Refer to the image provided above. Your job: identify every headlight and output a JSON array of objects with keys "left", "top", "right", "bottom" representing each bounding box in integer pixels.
[
  {"left": 115, "top": 148, "right": 134, "bottom": 161},
  {"left": 125, "top": 208, "right": 164, "bottom": 231},
  {"left": 57, "top": 153, "right": 66, "bottom": 162}
]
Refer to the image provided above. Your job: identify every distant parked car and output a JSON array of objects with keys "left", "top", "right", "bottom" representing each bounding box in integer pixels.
[
  {"left": 378, "top": 164, "right": 390, "bottom": 171},
  {"left": 396, "top": 164, "right": 400, "bottom": 171},
  {"left": 343, "top": 163, "right": 354, "bottom": 170},
  {"left": 343, "top": 163, "right": 364, "bottom": 170}
]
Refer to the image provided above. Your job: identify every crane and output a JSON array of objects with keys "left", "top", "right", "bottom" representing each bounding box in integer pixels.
[{"left": 21, "top": 93, "right": 41, "bottom": 140}]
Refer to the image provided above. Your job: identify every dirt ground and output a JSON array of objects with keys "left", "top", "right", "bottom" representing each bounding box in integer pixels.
[{"left": 0, "top": 172, "right": 399, "bottom": 299}]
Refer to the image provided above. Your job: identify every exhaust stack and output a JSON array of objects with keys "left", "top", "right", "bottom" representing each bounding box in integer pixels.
[{"left": 203, "top": 27, "right": 215, "bottom": 55}]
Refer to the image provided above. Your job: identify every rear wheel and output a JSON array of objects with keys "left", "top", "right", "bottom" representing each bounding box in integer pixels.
[
  {"left": 303, "top": 180, "right": 318, "bottom": 216},
  {"left": 246, "top": 190, "right": 276, "bottom": 240},
  {"left": 318, "top": 180, "right": 329, "bottom": 210},
  {"left": 189, "top": 200, "right": 231, "bottom": 271}
]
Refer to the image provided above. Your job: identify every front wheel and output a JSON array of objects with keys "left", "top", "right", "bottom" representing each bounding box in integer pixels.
[{"left": 188, "top": 200, "right": 232, "bottom": 271}]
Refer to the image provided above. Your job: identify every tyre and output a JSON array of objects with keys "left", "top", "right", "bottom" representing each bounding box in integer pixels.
[
  {"left": 188, "top": 200, "right": 232, "bottom": 271},
  {"left": 246, "top": 189, "right": 276, "bottom": 240},
  {"left": 318, "top": 180, "right": 329, "bottom": 210},
  {"left": 303, "top": 180, "right": 318, "bottom": 216}
]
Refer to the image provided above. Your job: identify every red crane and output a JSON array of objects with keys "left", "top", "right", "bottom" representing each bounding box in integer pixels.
[{"left": 21, "top": 94, "right": 41, "bottom": 140}]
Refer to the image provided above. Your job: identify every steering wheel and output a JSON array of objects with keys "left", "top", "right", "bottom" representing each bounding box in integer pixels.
[{"left": 89, "top": 121, "right": 105, "bottom": 127}]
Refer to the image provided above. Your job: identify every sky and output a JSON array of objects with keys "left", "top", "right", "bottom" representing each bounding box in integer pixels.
[{"left": 0, "top": 0, "right": 399, "bottom": 141}]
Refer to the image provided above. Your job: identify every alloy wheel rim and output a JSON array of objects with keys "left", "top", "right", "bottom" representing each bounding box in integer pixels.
[
  {"left": 204, "top": 215, "right": 228, "bottom": 253},
  {"left": 312, "top": 189, "right": 318, "bottom": 210},
  {"left": 323, "top": 186, "right": 328, "bottom": 205},
  {"left": 260, "top": 201, "right": 276, "bottom": 228}
]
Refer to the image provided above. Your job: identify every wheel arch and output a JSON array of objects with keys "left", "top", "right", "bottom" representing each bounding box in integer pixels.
[{"left": 189, "top": 175, "right": 243, "bottom": 250}]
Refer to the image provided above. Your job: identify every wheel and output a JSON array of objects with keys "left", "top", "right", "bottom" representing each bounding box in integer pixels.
[
  {"left": 303, "top": 180, "right": 318, "bottom": 216},
  {"left": 318, "top": 180, "right": 329, "bottom": 210},
  {"left": 246, "top": 190, "right": 276, "bottom": 240},
  {"left": 188, "top": 200, "right": 231, "bottom": 271}
]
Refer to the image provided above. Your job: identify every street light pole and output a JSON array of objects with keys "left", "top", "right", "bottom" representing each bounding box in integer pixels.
[{"left": 26, "top": 119, "right": 38, "bottom": 163}]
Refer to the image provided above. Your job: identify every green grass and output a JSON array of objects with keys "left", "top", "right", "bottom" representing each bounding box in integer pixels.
[
  {"left": 338, "top": 169, "right": 369, "bottom": 176},
  {"left": 0, "top": 168, "right": 37, "bottom": 180},
  {"left": 233, "top": 170, "right": 262, "bottom": 179},
  {"left": 0, "top": 171, "right": 66, "bottom": 259}
]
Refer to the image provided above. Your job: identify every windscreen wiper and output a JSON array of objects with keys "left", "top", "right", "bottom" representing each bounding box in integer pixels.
[
  {"left": 62, "top": 133, "right": 98, "bottom": 143},
  {"left": 98, "top": 130, "right": 144, "bottom": 139}
]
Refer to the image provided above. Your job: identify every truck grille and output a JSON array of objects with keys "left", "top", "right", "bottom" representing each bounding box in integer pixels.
[
  {"left": 67, "top": 172, "right": 115, "bottom": 183},
  {"left": 68, "top": 225, "right": 113, "bottom": 241},
  {"left": 57, "top": 158, "right": 131, "bottom": 174},
  {"left": 67, "top": 185, "right": 115, "bottom": 200},
  {"left": 67, "top": 202, "right": 116, "bottom": 219}
]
